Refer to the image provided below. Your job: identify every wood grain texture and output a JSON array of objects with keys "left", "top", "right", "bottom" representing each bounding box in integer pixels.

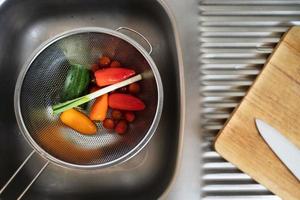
[{"left": 214, "top": 26, "right": 300, "bottom": 200}]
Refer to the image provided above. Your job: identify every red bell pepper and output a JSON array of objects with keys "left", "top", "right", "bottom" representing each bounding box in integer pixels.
[
  {"left": 108, "top": 93, "right": 145, "bottom": 111},
  {"left": 94, "top": 68, "right": 135, "bottom": 87}
]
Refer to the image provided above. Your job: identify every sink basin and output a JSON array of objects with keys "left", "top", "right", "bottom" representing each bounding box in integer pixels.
[{"left": 0, "top": 0, "right": 184, "bottom": 199}]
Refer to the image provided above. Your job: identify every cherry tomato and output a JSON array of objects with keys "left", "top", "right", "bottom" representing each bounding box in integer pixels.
[
  {"left": 110, "top": 61, "right": 121, "bottom": 68},
  {"left": 128, "top": 83, "right": 141, "bottom": 94},
  {"left": 99, "top": 56, "right": 111, "bottom": 67},
  {"left": 115, "top": 120, "right": 128, "bottom": 135},
  {"left": 111, "top": 110, "right": 122, "bottom": 120},
  {"left": 125, "top": 112, "right": 135, "bottom": 122},
  {"left": 103, "top": 118, "right": 115, "bottom": 129}
]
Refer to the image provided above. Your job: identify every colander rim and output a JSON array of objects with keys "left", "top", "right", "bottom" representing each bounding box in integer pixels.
[{"left": 14, "top": 27, "right": 163, "bottom": 169}]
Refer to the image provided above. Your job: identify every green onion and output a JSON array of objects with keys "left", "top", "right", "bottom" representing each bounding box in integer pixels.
[{"left": 52, "top": 74, "right": 142, "bottom": 114}]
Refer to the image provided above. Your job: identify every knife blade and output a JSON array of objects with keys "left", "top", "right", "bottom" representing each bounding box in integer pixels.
[{"left": 255, "top": 119, "right": 300, "bottom": 181}]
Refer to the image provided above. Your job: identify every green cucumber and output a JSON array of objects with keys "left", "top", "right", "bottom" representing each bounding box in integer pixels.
[{"left": 61, "top": 64, "right": 90, "bottom": 101}]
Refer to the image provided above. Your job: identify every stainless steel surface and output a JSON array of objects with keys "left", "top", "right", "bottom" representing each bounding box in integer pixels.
[
  {"left": 116, "top": 27, "right": 153, "bottom": 54},
  {"left": 0, "top": 0, "right": 182, "bottom": 199},
  {"left": 0, "top": 151, "right": 34, "bottom": 195},
  {"left": 256, "top": 119, "right": 300, "bottom": 181},
  {"left": 17, "top": 161, "right": 49, "bottom": 200},
  {"left": 166, "top": 0, "right": 300, "bottom": 199},
  {"left": 195, "top": 0, "right": 300, "bottom": 199},
  {"left": 1, "top": 0, "right": 299, "bottom": 199},
  {"left": 15, "top": 27, "right": 163, "bottom": 169}
]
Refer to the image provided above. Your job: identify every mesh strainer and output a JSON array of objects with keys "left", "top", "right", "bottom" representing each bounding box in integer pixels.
[{"left": 2, "top": 27, "right": 162, "bottom": 199}]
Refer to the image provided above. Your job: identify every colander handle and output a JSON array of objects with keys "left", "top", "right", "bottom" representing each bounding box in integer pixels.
[
  {"left": 0, "top": 150, "right": 49, "bottom": 200},
  {"left": 116, "top": 27, "right": 153, "bottom": 54}
]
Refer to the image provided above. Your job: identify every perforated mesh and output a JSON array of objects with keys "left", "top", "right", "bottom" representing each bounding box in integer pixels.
[{"left": 17, "top": 31, "right": 159, "bottom": 167}]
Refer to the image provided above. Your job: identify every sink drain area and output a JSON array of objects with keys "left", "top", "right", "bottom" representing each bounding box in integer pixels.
[{"left": 199, "top": 0, "right": 300, "bottom": 199}]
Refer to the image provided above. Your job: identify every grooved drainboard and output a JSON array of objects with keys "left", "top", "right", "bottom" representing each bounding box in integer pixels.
[{"left": 199, "top": 0, "right": 300, "bottom": 199}]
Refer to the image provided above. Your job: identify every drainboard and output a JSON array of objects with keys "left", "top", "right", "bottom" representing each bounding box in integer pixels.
[{"left": 199, "top": 0, "right": 300, "bottom": 199}]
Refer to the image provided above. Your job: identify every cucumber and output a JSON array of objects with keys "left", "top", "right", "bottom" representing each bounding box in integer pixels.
[{"left": 61, "top": 64, "right": 90, "bottom": 101}]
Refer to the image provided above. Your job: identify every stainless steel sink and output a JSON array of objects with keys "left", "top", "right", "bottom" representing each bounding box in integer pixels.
[
  {"left": 0, "top": 0, "right": 184, "bottom": 199},
  {"left": 2, "top": 0, "right": 296, "bottom": 199}
]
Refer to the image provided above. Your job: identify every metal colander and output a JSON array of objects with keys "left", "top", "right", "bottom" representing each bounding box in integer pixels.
[{"left": 14, "top": 27, "right": 163, "bottom": 169}]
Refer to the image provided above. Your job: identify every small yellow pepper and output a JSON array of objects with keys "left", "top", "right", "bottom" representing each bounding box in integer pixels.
[{"left": 60, "top": 108, "right": 97, "bottom": 135}]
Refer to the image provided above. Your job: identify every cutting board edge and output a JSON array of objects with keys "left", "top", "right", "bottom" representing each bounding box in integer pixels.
[
  {"left": 213, "top": 26, "right": 296, "bottom": 149},
  {"left": 213, "top": 26, "right": 300, "bottom": 200}
]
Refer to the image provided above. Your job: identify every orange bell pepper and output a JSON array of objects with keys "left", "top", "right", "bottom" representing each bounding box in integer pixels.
[
  {"left": 60, "top": 108, "right": 97, "bottom": 135},
  {"left": 89, "top": 94, "right": 108, "bottom": 121}
]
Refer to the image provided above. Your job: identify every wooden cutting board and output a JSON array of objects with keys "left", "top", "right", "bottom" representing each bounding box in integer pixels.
[{"left": 214, "top": 26, "right": 300, "bottom": 200}]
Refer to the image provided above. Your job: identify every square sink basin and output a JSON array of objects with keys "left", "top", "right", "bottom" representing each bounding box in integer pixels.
[{"left": 0, "top": 0, "right": 183, "bottom": 199}]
